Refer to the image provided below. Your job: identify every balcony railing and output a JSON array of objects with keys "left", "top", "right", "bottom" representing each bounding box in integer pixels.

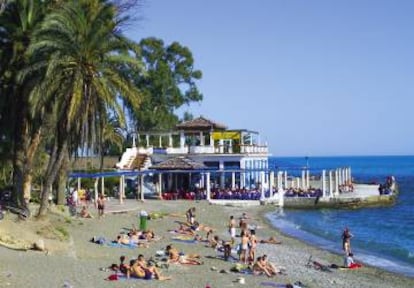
[{"left": 144, "top": 144, "right": 268, "bottom": 155}]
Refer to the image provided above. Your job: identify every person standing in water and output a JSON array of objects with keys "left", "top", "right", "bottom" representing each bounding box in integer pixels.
[{"left": 342, "top": 227, "right": 353, "bottom": 255}]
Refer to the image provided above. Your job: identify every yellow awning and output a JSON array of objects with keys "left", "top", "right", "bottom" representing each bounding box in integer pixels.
[{"left": 212, "top": 131, "right": 240, "bottom": 140}]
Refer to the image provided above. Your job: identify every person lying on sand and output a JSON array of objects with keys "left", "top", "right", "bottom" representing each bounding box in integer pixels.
[
  {"left": 138, "top": 230, "right": 156, "bottom": 241},
  {"left": 113, "top": 235, "right": 149, "bottom": 247},
  {"left": 169, "top": 224, "right": 197, "bottom": 235},
  {"left": 126, "top": 227, "right": 157, "bottom": 242},
  {"left": 170, "top": 222, "right": 214, "bottom": 236},
  {"left": 259, "top": 236, "right": 282, "bottom": 245},
  {"left": 165, "top": 244, "right": 203, "bottom": 265}
]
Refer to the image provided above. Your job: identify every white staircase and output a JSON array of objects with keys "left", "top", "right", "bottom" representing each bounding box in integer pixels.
[{"left": 115, "top": 147, "right": 138, "bottom": 169}]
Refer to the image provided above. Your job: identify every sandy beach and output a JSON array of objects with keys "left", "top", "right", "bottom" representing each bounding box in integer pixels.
[{"left": 0, "top": 200, "right": 413, "bottom": 288}]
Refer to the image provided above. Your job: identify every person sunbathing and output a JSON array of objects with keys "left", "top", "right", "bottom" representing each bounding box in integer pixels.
[
  {"left": 259, "top": 236, "right": 282, "bottom": 245},
  {"left": 114, "top": 234, "right": 131, "bottom": 245},
  {"left": 165, "top": 244, "right": 202, "bottom": 265},
  {"left": 139, "top": 230, "right": 156, "bottom": 241},
  {"left": 114, "top": 234, "right": 148, "bottom": 247},
  {"left": 170, "top": 222, "right": 204, "bottom": 234}
]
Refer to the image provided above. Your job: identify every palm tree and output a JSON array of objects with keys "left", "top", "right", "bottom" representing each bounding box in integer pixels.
[
  {"left": 25, "top": 0, "right": 142, "bottom": 216},
  {"left": 0, "top": 0, "right": 49, "bottom": 210},
  {"left": 100, "top": 114, "right": 126, "bottom": 168}
]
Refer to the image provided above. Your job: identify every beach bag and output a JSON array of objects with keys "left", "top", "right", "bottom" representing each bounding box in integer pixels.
[{"left": 107, "top": 274, "right": 118, "bottom": 281}]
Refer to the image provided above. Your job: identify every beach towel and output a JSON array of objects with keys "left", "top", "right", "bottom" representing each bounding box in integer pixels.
[
  {"left": 106, "top": 242, "right": 139, "bottom": 249},
  {"left": 230, "top": 263, "right": 254, "bottom": 274},
  {"left": 90, "top": 236, "right": 106, "bottom": 245},
  {"left": 171, "top": 235, "right": 197, "bottom": 243},
  {"left": 260, "top": 282, "right": 290, "bottom": 287},
  {"left": 206, "top": 254, "right": 239, "bottom": 263},
  {"left": 106, "top": 273, "right": 152, "bottom": 281}
]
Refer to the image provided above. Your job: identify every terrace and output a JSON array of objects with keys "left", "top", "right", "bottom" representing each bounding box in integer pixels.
[{"left": 134, "top": 116, "right": 269, "bottom": 156}]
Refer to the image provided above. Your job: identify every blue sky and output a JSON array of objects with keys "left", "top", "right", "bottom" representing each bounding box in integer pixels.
[{"left": 125, "top": 0, "right": 414, "bottom": 156}]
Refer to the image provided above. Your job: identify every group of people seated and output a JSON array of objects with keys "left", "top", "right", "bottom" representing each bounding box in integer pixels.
[
  {"left": 211, "top": 188, "right": 270, "bottom": 200},
  {"left": 284, "top": 188, "right": 323, "bottom": 198},
  {"left": 113, "top": 227, "right": 156, "bottom": 246},
  {"left": 252, "top": 254, "right": 285, "bottom": 277},
  {"left": 162, "top": 187, "right": 275, "bottom": 201},
  {"left": 162, "top": 189, "right": 204, "bottom": 200},
  {"left": 111, "top": 254, "right": 172, "bottom": 281}
]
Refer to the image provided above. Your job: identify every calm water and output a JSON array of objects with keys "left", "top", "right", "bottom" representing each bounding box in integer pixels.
[{"left": 267, "top": 156, "right": 414, "bottom": 277}]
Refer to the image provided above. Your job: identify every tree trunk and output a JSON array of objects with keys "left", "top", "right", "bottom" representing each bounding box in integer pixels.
[
  {"left": 55, "top": 150, "right": 69, "bottom": 205},
  {"left": 12, "top": 119, "right": 28, "bottom": 210},
  {"left": 37, "top": 141, "right": 68, "bottom": 217},
  {"left": 23, "top": 129, "right": 42, "bottom": 201}
]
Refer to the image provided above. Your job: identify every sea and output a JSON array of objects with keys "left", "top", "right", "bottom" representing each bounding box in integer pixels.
[{"left": 266, "top": 155, "right": 414, "bottom": 277}]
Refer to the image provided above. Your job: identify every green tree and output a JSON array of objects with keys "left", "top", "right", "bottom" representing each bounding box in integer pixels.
[
  {"left": 130, "top": 37, "right": 203, "bottom": 131},
  {"left": 98, "top": 114, "right": 125, "bottom": 169},
  {"left": 0, "top": 0, "right": 50, "bottom": 209},
  {"left": 25, "top": 0, "right": 142, "bottom": 216}
]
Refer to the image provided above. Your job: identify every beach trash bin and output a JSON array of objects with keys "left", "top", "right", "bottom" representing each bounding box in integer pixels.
[{"left": 139, "top": 210, "right": 148, "bottom": 231}]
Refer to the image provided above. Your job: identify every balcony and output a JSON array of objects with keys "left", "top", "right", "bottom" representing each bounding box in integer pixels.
[{"left": 147, "top": 144, "right": 268, "bottom": 155}]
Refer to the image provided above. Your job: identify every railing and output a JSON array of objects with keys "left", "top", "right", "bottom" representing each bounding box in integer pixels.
[
  {"left": 240, "top": 145, "right": 268, "bottom": 154},
  {"left": 148, "top": 145, "right": 269, "bottom": 155},
  {"left": 139, "top": 144, "right": 269, "bottom": 155},
  {"left": 189, "top": 145, "right": 215, "bottom": 154},
  {"left": 165, "top": 147, "right": 188, "bottom": 154}
]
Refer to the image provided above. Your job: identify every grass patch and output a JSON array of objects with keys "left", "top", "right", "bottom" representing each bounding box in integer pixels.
[
  {"left": 56, "top": 205, "right": 66, "bottom": 213},
  {"left": 36, "top": 224, "right": 70, "bottom": 241},
  {"left": 55, "top": 226, "right": 69, "bottom": 240}
]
